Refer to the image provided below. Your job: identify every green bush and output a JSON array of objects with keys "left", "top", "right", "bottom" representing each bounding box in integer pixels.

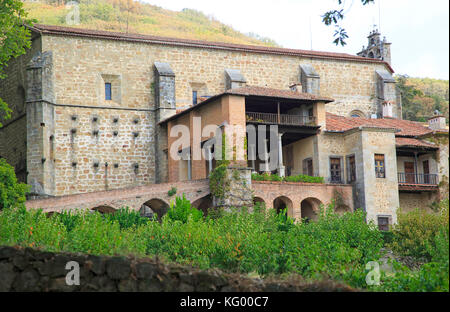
[
  {"left": 251, "top": 172, "right": 324, "bottom": 184},
  {"left": 0, "top": 158, "right": 29, "bottom": 210},
  {"left": 0, "top": 198, "right": 447, "bottom": 291},
  {"left": 166, "top": 194, "right": 203, "bottom": 223},
  {"left": 389, "top": 202, "right": 449, "bottom": 261}
]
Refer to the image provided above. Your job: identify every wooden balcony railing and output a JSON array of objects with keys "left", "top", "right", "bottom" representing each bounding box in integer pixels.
[
  {"left": 398, "top": 173, "right": 438, "bottom": 185},
  {"left": 246, "top": 112, "right": 315, "bottom": 126}
]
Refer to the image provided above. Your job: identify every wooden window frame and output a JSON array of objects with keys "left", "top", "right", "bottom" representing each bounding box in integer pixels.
[
  {"left": 302, "top": 157, "right": 313, "bottom": 176},
  {"left": 346, "top": 154, "right": 356, "bottom": 183},
  {"left": 377, "top": 215, "right": 391, "bottom": 231},
  {"left": 375, "top": 154, "right": 386, "bottom": 178},
  {"left": 329, "top": 156, "right": 344, "bottom": 183}
]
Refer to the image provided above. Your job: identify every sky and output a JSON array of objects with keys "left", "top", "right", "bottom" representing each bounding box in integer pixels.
[{"left": 143, "top": 0, "right": 449, "bottom": 80}]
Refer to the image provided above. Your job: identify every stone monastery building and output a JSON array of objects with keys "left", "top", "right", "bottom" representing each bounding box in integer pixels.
[{"left": 0, "top": 25, "right": 448, "bottom": 228}]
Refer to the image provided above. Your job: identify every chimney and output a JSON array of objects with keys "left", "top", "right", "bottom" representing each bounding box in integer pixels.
[
  {"left": 382, "top": 101, "right": 393, "bottom": 118},
  {"left": 289, "top": 83, "right": 302, "bottom": 93},
  {"left": 428, "top": 114, "right": 447, "bottom": 130}
]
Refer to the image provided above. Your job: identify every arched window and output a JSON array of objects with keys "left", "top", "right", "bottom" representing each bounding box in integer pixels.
[{"left": 349, "top": 110, "right": 366, "bottom": 118}]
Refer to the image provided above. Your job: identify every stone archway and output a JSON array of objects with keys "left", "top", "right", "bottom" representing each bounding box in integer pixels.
[
  {"left": 91, "top": 205, "right": 117, "bottom": 214},
  {"left": 142, "top": 198, "right": 169, "bottom": 221},
  {"left": 273, "top": 196, "right": 294, "bottom": 218},
  {"left": 192, "top": 194, "right": 213, "bottom": 216},
  {"left": 253, "top": 197, "right": 266, "bottom": 208},
  {"left": 300, "top": 197, "right": 322, "bottom": 223}
]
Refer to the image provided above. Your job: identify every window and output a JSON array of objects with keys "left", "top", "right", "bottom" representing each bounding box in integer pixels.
[
  {"left": 192, "top": 91, "right": 198, "bottom": 105},
  {"left": 302, "top": 158, "right": 313, "bottom": 176},
  {"left": 330, "top": 157, "right": 342, "bottom": 183},
  {"left": 105, "top": 83, "right": 112, "bottom": 100},
  {"left": 347, "top": 155, "right": 356, "bottom": 182},
  {"left": 377, "top": 216, "right": 390, "bottom": 231},
  {"left": 375, "top": 154, "right": 385, "bottom": 178}
]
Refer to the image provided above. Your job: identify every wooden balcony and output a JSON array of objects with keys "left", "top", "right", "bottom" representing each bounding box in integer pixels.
[
  {"left": 246, "top": 112, "right": 315, "bottom": 126},
  {"left": 397, "top": 173, "right": 439, "bottom": 191}
]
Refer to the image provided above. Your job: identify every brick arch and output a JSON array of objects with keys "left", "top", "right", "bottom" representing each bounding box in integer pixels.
[
  {"left": 142, "top": 198, "right": 170, "bottom": 220},
  {"left": 253, "top": 196, "right": 266, "bottom": 208},
  {"left": 300, "top": 197, "right": 323, "bottom": 222},
  {"left": 91, "top": 205, "right": 117, "bottom": 214},
  {"left": 273, "top": 196, "right": 294, "bottom": 218},
  {"left": 192, "top": 194, "right": 213, "bottom": 215}
]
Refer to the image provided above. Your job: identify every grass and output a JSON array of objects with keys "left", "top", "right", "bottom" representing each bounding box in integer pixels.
[{"left": 24, "top": 1, "right": 279, "bottom": 47}]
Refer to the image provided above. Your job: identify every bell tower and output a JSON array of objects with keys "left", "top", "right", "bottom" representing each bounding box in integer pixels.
[{"left": 357, "top": 29, "right": 391, "bottom": 65}]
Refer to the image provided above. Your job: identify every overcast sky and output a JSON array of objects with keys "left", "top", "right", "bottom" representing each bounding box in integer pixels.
[{"left": 143, "top": 0, "right": 449, "bottom": 80}]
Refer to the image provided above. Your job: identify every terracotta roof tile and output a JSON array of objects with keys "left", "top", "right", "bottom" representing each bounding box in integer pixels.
[
  {"left": 326, "top": 113, "right": 435, "bottom": 136},
  {"left": 226, "top": 86, "right": 334, "bottom": 102},
  {"left": 29, "top": 24, "right": 393, "bottom": 72},
  {"left": 395, "top": 137, "right": 437, "bottom": 149}
]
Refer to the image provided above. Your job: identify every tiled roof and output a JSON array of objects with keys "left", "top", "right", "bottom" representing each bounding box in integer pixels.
[
  {"left": 395, "top": 137, "right": 437, "bottom": 149},
  {"left": 326, "top": 113, "right": 436, "bottom": 137},
  {"left": 226, "top": 86, "right": 334, "bottom": 102},
  {"left": 29, "top": 24, "right": 393, "bottom": 72}
]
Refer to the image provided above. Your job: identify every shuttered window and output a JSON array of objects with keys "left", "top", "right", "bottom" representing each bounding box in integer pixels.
[{"left": 347, "top": 155, "right": 356, "bottom": 182}]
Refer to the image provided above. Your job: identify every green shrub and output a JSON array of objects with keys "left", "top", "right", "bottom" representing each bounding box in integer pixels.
[
  {"left": 390, "top": 202, "right": 449, "bottom": 261},
  {"left": 166, "top": 194, "right": 203, "bottom": 223},
  {"left": 0, "top": 158, "right": 29, "bottom": 210},
  {"left": 251, "top": 172, "right": 324, "bottom": 184},
  {"left": 104, "top": 207, "right": 150, "bottom": 229},
  {"left": 168, "top": 187, "right": 177, "bottom": 197}
]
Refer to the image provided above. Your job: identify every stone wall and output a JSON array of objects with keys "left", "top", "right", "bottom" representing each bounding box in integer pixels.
[
  {"left": 0, "top": 37, "right": 42, "bottom": 183},
  {"left": 0, "top": 246, "right": 354, "bottom": 292},
  {"left": 398, "top": 192, "right": 438, "bottom": 213}
]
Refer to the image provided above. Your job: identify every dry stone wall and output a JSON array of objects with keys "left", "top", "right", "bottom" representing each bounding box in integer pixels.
[{"left": 0, "top": 246, "right": 355, "bottom": 292}]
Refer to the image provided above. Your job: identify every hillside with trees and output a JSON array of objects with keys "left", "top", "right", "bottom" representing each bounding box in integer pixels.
[
  {"left": 396, "top": 76, "right": 449, "bottom": 122},
  {"left": 23, "top": 0, "right": 279, "bottom": 46}
]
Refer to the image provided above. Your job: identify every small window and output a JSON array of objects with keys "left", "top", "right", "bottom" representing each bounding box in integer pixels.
[
  {"left": 105, "top": 83, "right": 112, "bottom": 101},
  {"left": 375, "top": 154, "right": 385, "bottom": 178},
  {"left": 192, "top": 91, "right": 198, "bottom": 105},
  {"left": 347, "top": 155, "right": 356, "bottom": 182},
  {"left": 330, "top": 157, "right": 342, "bottom": 183},
  {"left": 302, "top": 158, "right": 313, "bottom": 176},
  {"left": 378, "top": 216, "right": 390, "bottom": 231}
]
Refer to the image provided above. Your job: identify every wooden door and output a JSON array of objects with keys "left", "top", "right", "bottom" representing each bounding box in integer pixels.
[{"left": 404, "top": 162, "right": 415, "bottom": 183}]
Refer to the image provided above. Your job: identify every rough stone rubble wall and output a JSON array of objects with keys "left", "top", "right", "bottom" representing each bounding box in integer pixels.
[{"left": 0, "top": 246, "right": 355, "bottom": 292}]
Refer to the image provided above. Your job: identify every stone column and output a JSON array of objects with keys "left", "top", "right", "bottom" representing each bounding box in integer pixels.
[
  {"left": 154, "top": 62, "right": 176, "bottom": 183},
  {"left": 376, "top": 70, "right": 399, "bottom": 118},
  {"left": 277, "top": 133, "right": 285, "bottom": 177},
  {"left": 26, "top": 51, "right": 55, "bottom": 197},
  {"left": 207, "top": 145, "right": 213, "bottom": 174},
  {"left": 261, "top": 139, "right": 271, "bottom": 173}
]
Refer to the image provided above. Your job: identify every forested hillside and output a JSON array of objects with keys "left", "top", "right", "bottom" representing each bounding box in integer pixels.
[
  {"left": 23, "top": 0, "right": 279, "bottom": 46},
  {"left": 396, "top": 76, "right": 449, "bottom": 122}
]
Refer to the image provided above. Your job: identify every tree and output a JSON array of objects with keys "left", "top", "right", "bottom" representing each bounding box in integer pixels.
[
  {"left": 322, "top": 0, "right": 375, "bottom": 46},
  {"left": 0, "top": 0, "right": 34, "bottom": 127},
  {"left": 0, "top": 158, "right": 29, "bottom": 210}
]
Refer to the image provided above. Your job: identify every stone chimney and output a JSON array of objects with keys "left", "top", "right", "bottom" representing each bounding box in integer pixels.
[
  {"left": 428, "top": 114, "right": 447, "bottom": 130},
  {"left": 382, "top": 101, "right": 393, "bottom": 118},
  {"left": 225, "top": 69, "right": 246, "bottom": 90},
  {"left": 289, "top": 83, "right": 302, "bottom": 93}
]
